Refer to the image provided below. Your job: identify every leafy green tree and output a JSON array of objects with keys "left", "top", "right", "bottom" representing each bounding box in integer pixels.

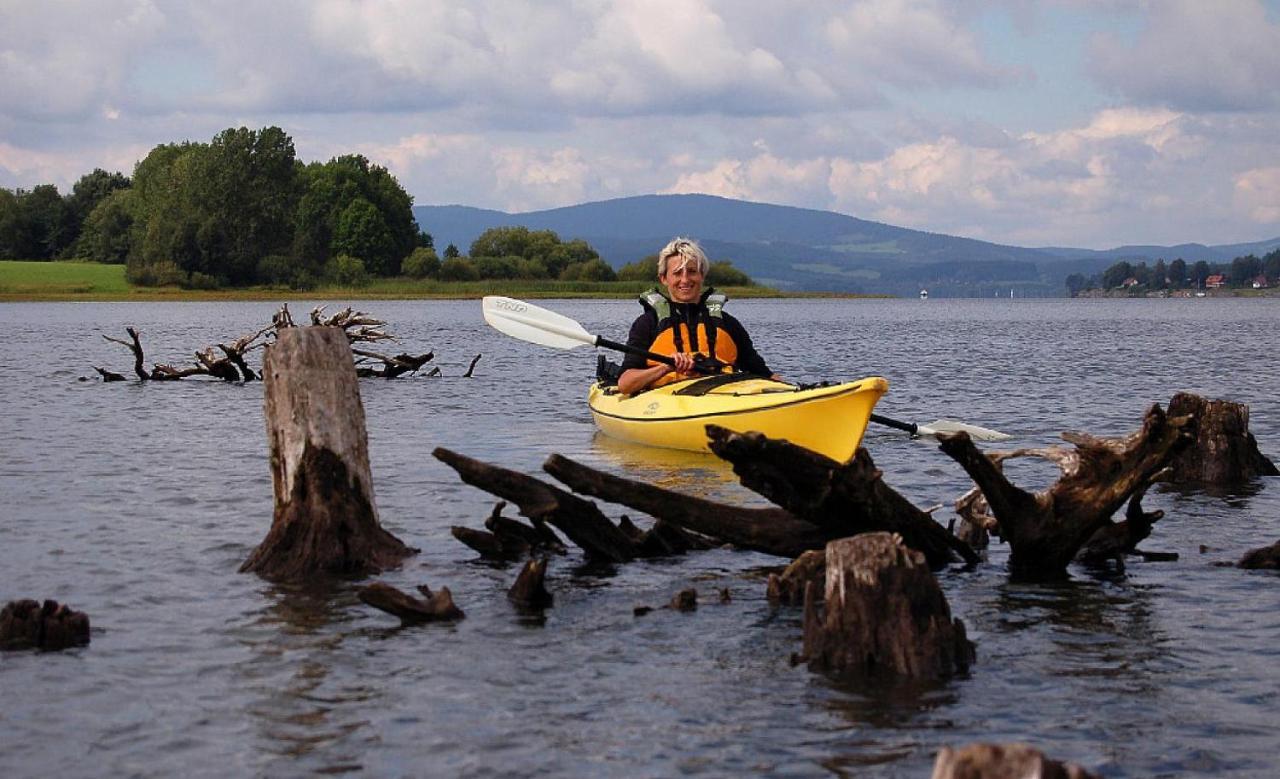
[
  {"left": 0, "top": 188, "right": 29, "bottom": 259},
  {"left": 1168, "top": 258, "right": 1188, "bottom": 289},
  {"left": 1263, "top": 250, "right": 1280, "bottom": 283},
  {"left": 197, "top": 126, "right": 301, "bottom": 284},
  {"left": 1101, "top": 261, "right": 1135, "bottom": 289},
  {"left": 1065, "top": 273, "right": 1088, "bottom": 297},
  {"left": 79, "top": 189, "right": 135, "bottom": 264},
  {"left": 6, "top": 184, "right": 72, "bottom": 259},
  {"left": 617, "top": 254, "right": 658, "bottom": 281},
  {"left": 474, "top": 255, "right": 519, "bottom": 279},
  {"left": 707, "top": 260, "right": 753, "bottom": 286},
  {"left": 325, "top": 254, "right": 369, "bottom": 287},
  {"left": 1230, "top": 255, "right": 1262, "bottom": 286},
  {"left": 438, "top": 257, "right": 479, "bottom": 281},
  {"left": 333, "top": 197, "right": 397, "bottom": 275},
  {"left": 1191, "top": 260, "right": 1211, "bottom": 287},
  {"left": 559, "top": 257, "right": 617, "bottom": 281},
  {"left": 64, "top": 169, "right": 130, "bottom": 258},
  {"left": 295, "top": 154, "right": 417, "bottom": 278},
  {"left": 1152, "top": 259, "right": 1167, "bottom": 290},
  {"left": 444, "top": 243, "right": 460, "bottom": 259},
  {"left": 402, "top": 246, "right": 440, "bottom": 279},
  {"left": 470, "top": 227, "right": 600, "bottom": 279}
]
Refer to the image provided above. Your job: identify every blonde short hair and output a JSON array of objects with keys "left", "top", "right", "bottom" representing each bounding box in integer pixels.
[{"left": 657, "top": 237, "right": 709, "bottom": 277}]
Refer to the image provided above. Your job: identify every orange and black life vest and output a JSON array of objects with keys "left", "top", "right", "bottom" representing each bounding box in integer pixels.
[{"left": 639, "top": 288, "right": 739, "bottom": 387}]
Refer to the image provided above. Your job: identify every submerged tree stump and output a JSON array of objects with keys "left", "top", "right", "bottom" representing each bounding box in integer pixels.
[
  {"left": 802, "top": 533, "right": 974, "bottom": 679},
  {"left": 241, "top": 327, "right": 415, "bottom": 580},
  {"left": 931, "top": 743, "right": 1100, "bottom": 779},
  {"left": 938, "top": 403, "right": 1195, "bottom": 580},
  {"left": 1167, "top": 393, "right": 1278, "bottom": 484},
  {"left": 0, "top": 599, "right": 90, "bottom": 651}
]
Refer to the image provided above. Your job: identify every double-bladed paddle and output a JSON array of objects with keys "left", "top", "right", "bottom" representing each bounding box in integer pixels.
[{"left": 481, "top": 295, "right": 1011, "bottom": 442}]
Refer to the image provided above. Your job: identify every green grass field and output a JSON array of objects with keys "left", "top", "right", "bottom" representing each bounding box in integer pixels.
[
  {"left": 0, "top": 260, "right": 132, "bottom": 299},
  {"left": 0, "top": 260, "right": 793, "bottom": 301}
]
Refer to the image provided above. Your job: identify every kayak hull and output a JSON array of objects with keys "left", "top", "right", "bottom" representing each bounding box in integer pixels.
[{"left": 588, "top": 376, "right": 889, "bottom": 462}]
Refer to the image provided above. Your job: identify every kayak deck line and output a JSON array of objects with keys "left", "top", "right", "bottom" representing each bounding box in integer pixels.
[{"left": 590, "top": 380, "right": 877, "bottom": 424}]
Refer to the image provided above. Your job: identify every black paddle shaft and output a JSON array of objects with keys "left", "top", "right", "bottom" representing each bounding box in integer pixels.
[{"left": 594, "top": 337, "right": 727, "bottom": 374}]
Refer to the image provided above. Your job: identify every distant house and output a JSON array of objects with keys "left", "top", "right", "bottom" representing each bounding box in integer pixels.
[
  {"left": 1254, "top": 275, "right": 1270, "bottom": 289},
  {"left": 1121, "top": 277, "right": 1140, "bottom": 288},
  {"left": 1205, "top": 274, "right": 1226, "bottom": 289}
]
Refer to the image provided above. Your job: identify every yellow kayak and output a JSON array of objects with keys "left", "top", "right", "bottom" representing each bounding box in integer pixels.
[{"left": 588, "top": 374, "right": 889, "bottom": 462}]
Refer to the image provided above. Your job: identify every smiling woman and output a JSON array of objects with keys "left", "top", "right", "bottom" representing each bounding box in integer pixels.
[{"left": 616, "top": 237, "right": 780, "bottom": 395}]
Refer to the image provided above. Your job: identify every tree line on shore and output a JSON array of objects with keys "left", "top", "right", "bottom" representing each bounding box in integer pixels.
[
  {"left": 0, "top": 126, "right": 753, "bottom": 290},
  {"left": 1066, "top": 250, "right": 1280, "bottom": 296}
]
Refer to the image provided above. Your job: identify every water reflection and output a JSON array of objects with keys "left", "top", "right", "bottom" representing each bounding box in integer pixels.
[{"left": 235, "top": 582, "right": 377, "bottom": 773}]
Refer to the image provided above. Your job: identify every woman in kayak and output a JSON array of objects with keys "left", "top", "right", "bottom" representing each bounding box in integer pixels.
[{"left": 616, "top": 237, "right": 778, "bottom": 394}]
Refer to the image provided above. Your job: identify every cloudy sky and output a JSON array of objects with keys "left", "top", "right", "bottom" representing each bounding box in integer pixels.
[{"left": 3, "top": 0, "right": 1279, "bottom": 249}]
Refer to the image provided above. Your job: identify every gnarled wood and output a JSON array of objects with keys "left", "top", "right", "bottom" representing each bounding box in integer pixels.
[
  {"left": 433, "top": 447, "right": 637, "bottom": 563},
  {"left": 358, "top": 582, "right": 464, "bottom": 623},
  {"left": 241, "top": 327, "right": 415, "bottom": 580},
  {"left": 1167, "top": 393, "right": 1278, "bottom": 484},
  {"left": 705, "top": 426, "right": 977, "bottom": 569},
  {"left": 938, "top": 403, "right": 1195, "bottom": 580},
  {"left": 508, "top": 558, "right": 553, "bottom": 608},
  {"left": 802, "top": 533, "right": 973, "bottom": 679},
  {"left": 543, "top": 453, "right": 826, "bottom": 558}
]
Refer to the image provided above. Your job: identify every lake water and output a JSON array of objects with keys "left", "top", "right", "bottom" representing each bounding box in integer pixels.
[{"left": 1, "top": 298, "right": 1278, "bottom": 778}]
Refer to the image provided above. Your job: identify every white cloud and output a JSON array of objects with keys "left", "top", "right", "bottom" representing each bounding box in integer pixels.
[
  {"left": 1089, "top": 0, "right": 1280, "bottom": 111},
  {"left": 824, "top": 0, "right": 1017, "bottom": 89},
  {"left": 2, "top": 2, "right": 1278, "bottom": 248},
  {"left": 0, "top": 0, "right": 165, "bottom": 119},
  {"left": 1235, "top": 167, "right": 1280, "bottom": 224}
]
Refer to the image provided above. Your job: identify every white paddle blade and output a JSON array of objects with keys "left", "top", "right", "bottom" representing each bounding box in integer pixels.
[
  {"left": 915, "top": 419, "right": 1012, "bottom": 442},
  {"left": 481, "top": 296, "right": 598, "bottom": 350}
]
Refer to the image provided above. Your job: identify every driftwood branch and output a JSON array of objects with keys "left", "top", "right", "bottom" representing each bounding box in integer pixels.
[
  {"left": 357, "top": 582, "right": 464, "bottom": 623},
  {"left": 543, "top": 453, "right": 826, "bottom": 558},
  {"left": 705, "top": 426, "right": 977, "bottom": 569},
  {"left": 433, "top": 447, "right": 637, "bottom": 563},
  {"left": 938, "top": 402, "right": 1195, "bottom": 579}
]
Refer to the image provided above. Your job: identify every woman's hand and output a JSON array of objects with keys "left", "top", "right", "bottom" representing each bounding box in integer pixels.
[{"left": 671, "top": 352, "right": 696, "bottom": 374}]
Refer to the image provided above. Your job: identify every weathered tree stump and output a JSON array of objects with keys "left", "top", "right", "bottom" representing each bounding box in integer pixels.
[
  {"left": 1239, "top": 539, "right": 1280, "bottom": 570},
  {"left": 931, "top": 743, "right": 1100, "bottom": 779},
  {"left": 1167, "top": 393, "right": 1278, "bottom": 484},
  {"left": 0, "top": 599, "right": 91, "bottom": 651},
  {"left": 241, "top": 326, "right": 415, "bottom": 580},
  {"left": 766, "top": 550, "right": 826, "bottom": 606},
  {"left": 938, "top": 403, "right": 1195, "bottom": 580},
  {"left": 357, "top": 582, "right": 464, "bottom": 623},
  {"left": 801, "top": 533, "right": 973, "bottom": 679},
  {"left": 705, "top": 426, "right": 978, "bottom": 569},
  {"left": 508, "top": 558, "right": 553, "bottom": 608}
]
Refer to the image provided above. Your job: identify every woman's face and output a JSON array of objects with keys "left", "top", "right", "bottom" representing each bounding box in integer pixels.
[{"left": 660, "top": 256, "right": 704, "bottom": 303}]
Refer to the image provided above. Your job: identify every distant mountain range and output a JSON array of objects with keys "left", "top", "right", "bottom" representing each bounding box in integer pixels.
[{"left": 412, "top": 194, "right": 1280, "bottom": 297}]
